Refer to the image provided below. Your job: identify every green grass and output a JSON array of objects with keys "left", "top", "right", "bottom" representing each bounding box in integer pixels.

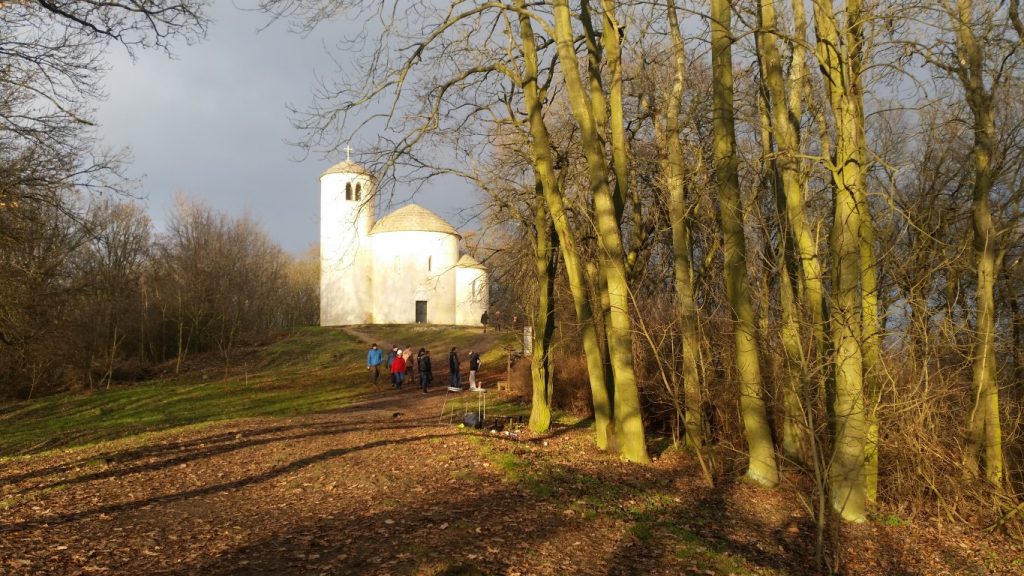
[
  {"left": 631, "top": 521, "right": 655, "bottom": 543},
  {"left": 469, "top": 437, "right": 554, "bottom": 498},
  {"left": 0, "top": 325, "right": 519, "bottom": 458},
  {"left": 671, "top": 528, "right": 754, "bottom": 575},
  {"left": 350, "top": 324, "right": 516, "bottom": 369},
  {"left": 881, "top": 513, "right": 910, "bottom": 527},
  {"left": 350, "top": 324, "right": 505, "bottom": 354},
  {"left": 0, "top": 327, "right": 374, "bottom": 457}
]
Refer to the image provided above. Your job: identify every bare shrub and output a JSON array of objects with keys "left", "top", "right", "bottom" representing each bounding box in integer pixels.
[
  {"left": 552, "top": 353, "right": 593, "bottom": 417},
  {"left": 508, "top": 356, "right": 532, "bottom": 400}
]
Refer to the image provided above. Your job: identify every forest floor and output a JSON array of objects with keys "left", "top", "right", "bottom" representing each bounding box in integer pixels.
[{"left": 1, "top": 326, "right": 1022, "bottom": 575}]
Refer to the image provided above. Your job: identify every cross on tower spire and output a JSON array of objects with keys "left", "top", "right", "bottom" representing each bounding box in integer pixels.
[{"left": 344, "top": 145, "right": 353, "bottom": 162}]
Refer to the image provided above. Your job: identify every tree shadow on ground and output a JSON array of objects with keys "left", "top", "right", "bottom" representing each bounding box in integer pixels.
[
  {"left": 0, "top": 431, "right": 457, "bottom": 535},
  {"left": 4, "top": 419, "right": 437, "bottom": 496},
  {"left": 155, "top": 469, "right": 795, "bottom": 576},
  {"left": 0, "top": 386, "right": 444, "bottom": 487},
  {"left": 2, "top": 395, "right": 1011, "bottom": 576},
  {"left": 136, "top": 442, "right": 827, "bottom": 575}
]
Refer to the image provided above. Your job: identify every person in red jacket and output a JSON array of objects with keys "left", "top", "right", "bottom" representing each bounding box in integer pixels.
[{"left": 391, "top": 350, "right": 407, "bottom": 390}]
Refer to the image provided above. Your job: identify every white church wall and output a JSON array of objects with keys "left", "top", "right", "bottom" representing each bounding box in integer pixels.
[
  {"left": 320, "top": 172, "right": 375, "bottom": 325},
  {"left": 370, "top": 230, "right": 458, "bottom": 324},
  {"left": 455, "top": 266, "right": 489, "bottom": 326}
]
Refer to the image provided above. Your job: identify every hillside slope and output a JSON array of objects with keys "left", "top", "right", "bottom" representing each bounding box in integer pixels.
[{"left": 1, "top": 326, "right": 1020, "bottom": 575}]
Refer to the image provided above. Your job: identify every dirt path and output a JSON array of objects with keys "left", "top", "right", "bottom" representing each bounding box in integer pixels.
[
  {"left": 341, "top": 325, "right": 508, "bottom": 354},
  {"left": 0, "top": 383, "right": 670, "bottom": 575},
  {"left": 2, "top": 332, "right": 1021, "bottom": 575}
]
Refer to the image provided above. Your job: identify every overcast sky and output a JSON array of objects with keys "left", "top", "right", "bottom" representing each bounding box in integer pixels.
[{"left": 95, "top": 2, "right": 477, "bottom": 256}]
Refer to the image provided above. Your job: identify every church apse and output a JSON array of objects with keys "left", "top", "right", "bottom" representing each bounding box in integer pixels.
[{"left": 370, "top": 230, "right": 459, "bottom": 324}]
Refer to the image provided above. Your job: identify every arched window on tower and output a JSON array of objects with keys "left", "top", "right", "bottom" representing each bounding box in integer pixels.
[
  {"left": 345, "top": 182, "right": 353, "bottom": 201},
  {"left": 355, "top": 183, "right": 362, "bottom": 201},
  {"left": 428, "top": 256, "right": 432, "bottom": 271}
]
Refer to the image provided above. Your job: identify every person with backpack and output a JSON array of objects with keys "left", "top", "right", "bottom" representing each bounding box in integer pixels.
[
  {"left": 417, "top": 348, "right": 433, "bottom": 393},
  {"left": 468, "top": 350, "right": 482, "bottom": 390}
]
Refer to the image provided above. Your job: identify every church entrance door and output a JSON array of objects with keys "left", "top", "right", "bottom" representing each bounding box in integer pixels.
[{"left": 415, "top": 300, "right": 427, "bottom": 323}]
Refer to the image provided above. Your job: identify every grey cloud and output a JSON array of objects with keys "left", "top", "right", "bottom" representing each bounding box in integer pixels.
[{"left": 96, "top": 2, "right": 477, "bottom": 255}]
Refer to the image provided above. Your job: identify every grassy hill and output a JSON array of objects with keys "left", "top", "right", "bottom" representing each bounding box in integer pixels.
[
  {"left": 0, "top": 325, "right": 515, "bottom": 457},
  {"left": 1, "top": 326, "right": 1018, "bottom": 575}
]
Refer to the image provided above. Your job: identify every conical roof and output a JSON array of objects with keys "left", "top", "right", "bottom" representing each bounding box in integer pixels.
[
  {"left": 369, "top": 204, "right": 461, "bottom": 237},
  {"left": 321, "top": 160, "right": 373, "bottom": 178},
  {"left": 456, "top": 254, "right": 484, "bottom": 269}
]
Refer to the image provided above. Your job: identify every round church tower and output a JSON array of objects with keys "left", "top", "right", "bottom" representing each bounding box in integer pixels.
[{"left": 319, "top": 155, "right": 375, "bottom": 326}]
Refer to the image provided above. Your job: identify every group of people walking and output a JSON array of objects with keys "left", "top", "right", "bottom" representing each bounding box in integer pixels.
[
  {"left": 366, "top": 344, "right": 432, "bottom": 393},
  {"left": 366, "top": 343, "right": 482, "bottom": 393}
]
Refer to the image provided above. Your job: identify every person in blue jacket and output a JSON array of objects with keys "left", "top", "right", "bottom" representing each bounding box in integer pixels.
[{"left": 367, "top": 343, "right": 383, "bottom": 386}]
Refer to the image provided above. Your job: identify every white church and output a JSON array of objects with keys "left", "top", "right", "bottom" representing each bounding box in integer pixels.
[{"left": 319, "top": 154, "right": 489, "bottom": 326}]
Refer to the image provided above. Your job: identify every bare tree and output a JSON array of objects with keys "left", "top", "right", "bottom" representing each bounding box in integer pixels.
[{"left": 711, "top": 0, "right": 779, "bottom": 487}]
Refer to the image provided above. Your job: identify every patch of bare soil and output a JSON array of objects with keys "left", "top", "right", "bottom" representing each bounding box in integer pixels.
[{"left": 2, "top": 376, "right": 1021, "bottom": 575}]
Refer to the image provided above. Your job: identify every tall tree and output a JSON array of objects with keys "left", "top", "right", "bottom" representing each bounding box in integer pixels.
[
  {"left": 514, "top": 0, "right": 614, "bottom": 443},
  {"left": 662, "top": 0, "right": 704, "bottom": 449},
  {"left": 551, "top": 0, "right": 648, "bottom": 462},
  {"left": 711, "top": 0, "right": 778, "bottom": 486},
  {"left": 754, "top": 0, "right": 820, "bottom": 463},
  {"left": 841, "top": 0, "right": 884, "bottom": 506},
  {"left": 529, "top": 181, "right": 559, "bottom": 432},
  {"left": 810, "top": 0, "right": 869, "bottom": 522},
  {"left": 941, "top": 0, "right": 1018, "bottom": 486}
]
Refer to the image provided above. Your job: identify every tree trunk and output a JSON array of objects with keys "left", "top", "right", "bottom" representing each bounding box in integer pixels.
[
  {"left": 711, "top": 0, "right": 778, "bottom": 486},
  {"left": 755, "top": 0, "right": 815, "bottom": 464},
  {"left": 530, "top": 186, "right": 558, "bottom": 433},
  {"left": 551, "top": 0, "right": 649, "bottom": 463},
  {"left": 954, "top": 0, "right": 1004, "bottom": 488},
  {"left": 857, "top": 173, "right": 881, "bottom": 505},
  {"left": 599, "top": 0, "right": 628, "bottom": 218},
  {"left": 761, "top": 0, "right": 827, "bottom": 356},
  {"left": 517, "top": 1, "right": 613, "bottom": 448},
  {"left": 664, "top": 0, "right": 704, "bottom": 449},
  {"left": 964, "top": 104, "right": 1003, "bottom": 484},
  {"left": 810, "top": 0, "right": 868, "bottom": 523},
  {"left": 843, "top": 0, "right": 882, "bottom": 507}
]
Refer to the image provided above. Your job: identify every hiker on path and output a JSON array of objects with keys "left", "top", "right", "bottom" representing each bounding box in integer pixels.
[
  {"left": 367, "top": 343, "right": 383, "bottom": 385},
  {"left": 391, "top": 351, "right": 407, "bottom": 390},
  {"left": 417, "top": 348, "right": 433, "bottom": 393},
  {"left": 481, "top": 311, "right": 489, "bottom": 333},
  {"left": 386, "top": 346, "right": 399, "bottom": 387},
  {"left": 468, "top": 350, "right": 482, "bottom": 390},
  {"left": 403, "top": 345, "right": 414, "bottom": 384},
  {"left": 448, "top": 347, "right": 461, "bottom": 390}
]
